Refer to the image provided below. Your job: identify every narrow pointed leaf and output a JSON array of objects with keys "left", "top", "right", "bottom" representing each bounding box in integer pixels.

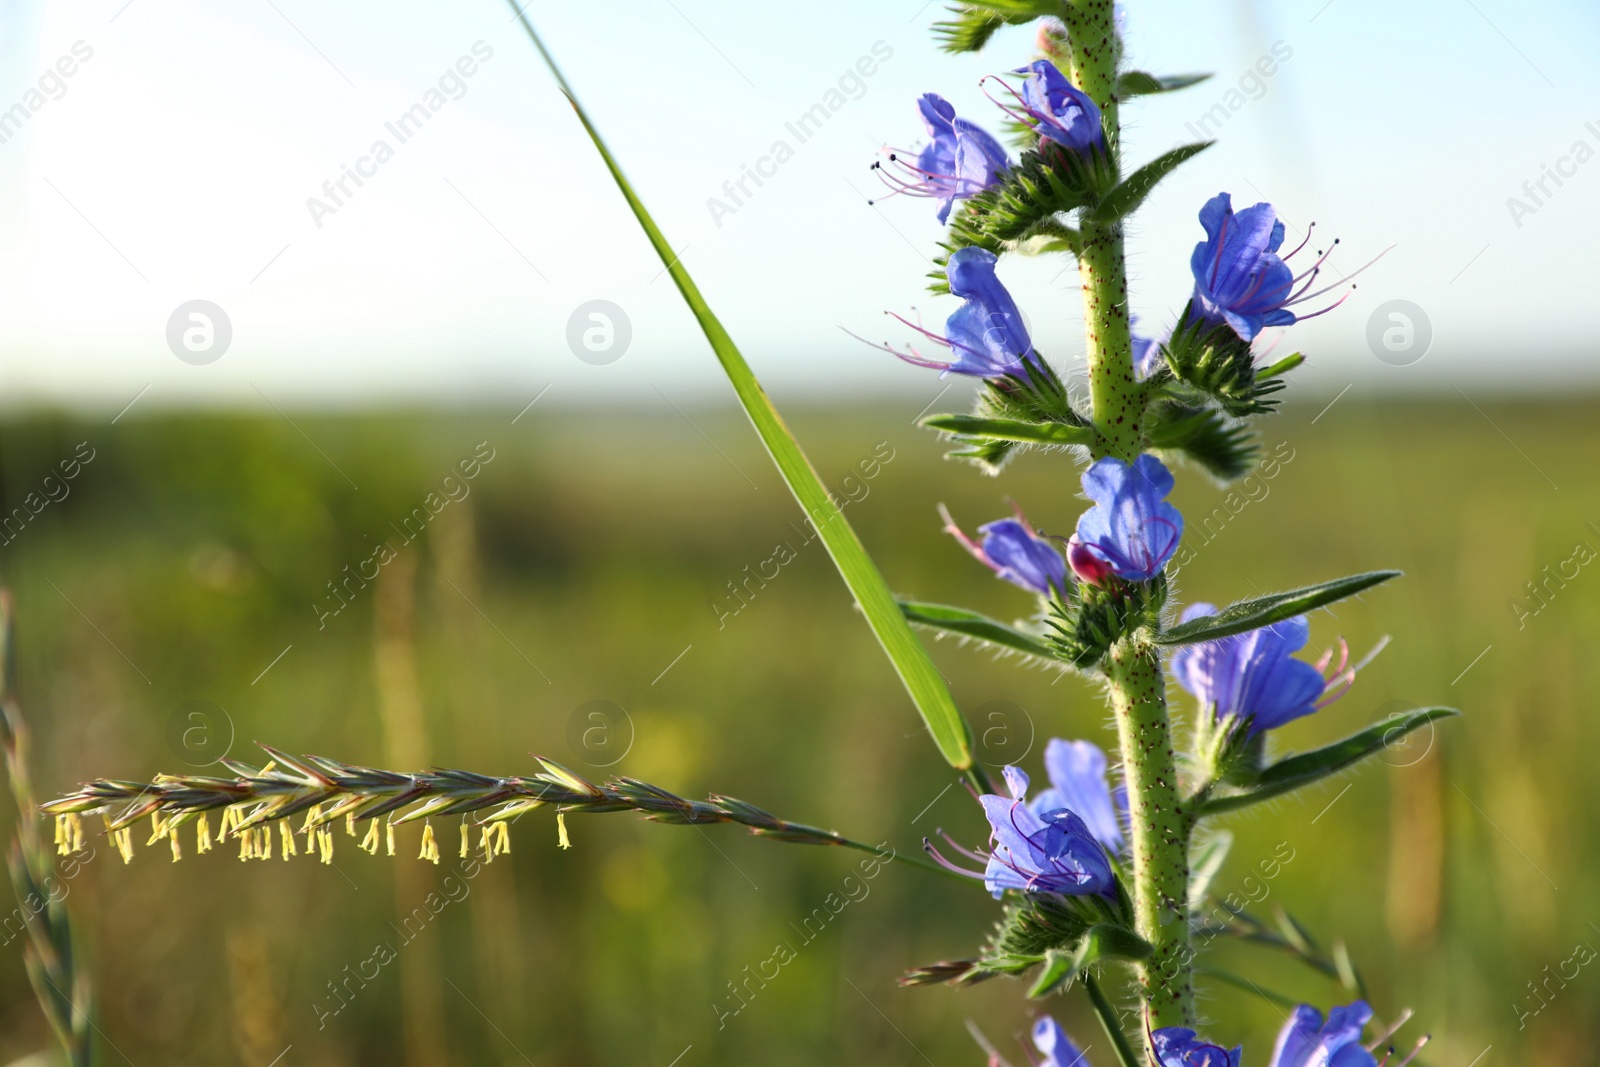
[
  {"left": 511, "top": 9, "right": 976, "bottom": 771},
  {"left": 1117, "top": 71, "right": 1213, "bottom": 97},
  {"left": 922, "top": 414, "right": 1095, "bottom": 447},
  {"left": 1197, "top": 967, "right": 1301, "bottom": 1008},
  {"left": 1074, "top": 923, "right": 1154, "bottom": 968},
  {"left": 1026, "top": 949, "right": 1076, "bottom": 998},
  {"left": 1147, "top": 401, "right": 1256, "bottom": 481},
  {"left": 1156, "top": 570, "right": 1402, "bottom": 646},
  {"left": 1187, "top": 830, "right": 1232, "bottom": 911},
  {"left": 898, "top": 599, "right": 1059, "bottom": 662},
  {"left": 1201, "top": 707, "right": 1458, "bottom": 815},
  {"left": 1089, "top": 142, "right": 1212, "bottom": 224}
]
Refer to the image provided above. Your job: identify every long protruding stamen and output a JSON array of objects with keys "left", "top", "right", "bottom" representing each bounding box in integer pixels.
[
  {"left": 937, "top": 504, "right": 999, "bottom": 573},
  {"left": 838, "top": 325, "right": 950, "bottom": 372},
  {"left": 922, "top": 836, "right": 985, "bottom": 879},
  {"left": 1365, "top": 1008, "right": 1414, "bottom": 1051},
  {"left": 1288, "top": 244, "right": 1396, "bottom": 307},
  {"left": 1282, "top": 221, "right": 1316, "bottom": 261}
]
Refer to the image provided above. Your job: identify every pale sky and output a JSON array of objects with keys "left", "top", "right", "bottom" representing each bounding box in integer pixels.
[{"left": 0, "top": 0, "right": 1596, "bottom": 413}]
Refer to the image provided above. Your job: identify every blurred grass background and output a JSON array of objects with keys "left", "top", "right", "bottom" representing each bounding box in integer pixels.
[{"left": 0, "top": 395, "right": 1594, "bottom": 1065}]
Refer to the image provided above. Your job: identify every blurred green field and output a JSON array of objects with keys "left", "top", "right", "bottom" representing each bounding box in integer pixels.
[{"left": 0, "top": 395, "right": 1595, "bottom": 1065}]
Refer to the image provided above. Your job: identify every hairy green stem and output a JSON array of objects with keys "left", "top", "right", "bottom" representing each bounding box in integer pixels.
[
  {"left": 1060, "top": 2, "right": 1139, "bottom": 462},
  {"left": 1062, "top": 0, "right": 1194, "bottom": 1034},
  {"left": 1083, "top": 972, "right": 1140, "bottom": 1067},
  {"left": 1076, "top": 225, "right": 1140, "bottom": 461},
  {"left": 1105, "top": 642, "right": 1194, "bottom": 1028}
]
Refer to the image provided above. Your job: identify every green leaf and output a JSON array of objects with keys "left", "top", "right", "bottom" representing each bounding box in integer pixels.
[
  {"left": 1187, "top": 830, "right": 1232, "bottom": 911},
  {"left": 898, "top": 599, "right": 1060, "bottom": 662},
  {"left": 1026, "top": 949, "right": 1077, "bottom": 998},
  {"left": 1090, "top": 142, "right": 1212, "bottom": 224},
  {"left": 511, "top": 10, "right": 978, "bottom": 772},
  {"left": 1026, "top": 924, "right": 1152, "bottom": 995},
  {"left": 1146, "top": 400, "right": 1257, "bottom": 481},
  {"left": 934, "top": 145, "right": 1112, "bottom": 284},
  {"left": 931, "top": 1, "right": 1061, "bottom": 54},
  {"left": 1075, "top": 922, "right": 1154, "bottom": 966},
  {"left": 1197, "top": 967, "right": 1301, "bottom": 1008},
  {"left": 1201, "top": 707, "right": 1458, "bottom": 815},
  {"left": 1155, "top": 571, "right": 1402, "bottom": 646},
  {"left": 1117, "top": 71, "right": 1212, "bottom": 97},
  {"left": 922, "top": 414, "right": 1095, "bottom": 447}
]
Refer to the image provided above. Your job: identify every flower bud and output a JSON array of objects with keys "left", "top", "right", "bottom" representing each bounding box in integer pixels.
[{"left": 1066, "top": 535, "right": 1112, "bottom": 586}]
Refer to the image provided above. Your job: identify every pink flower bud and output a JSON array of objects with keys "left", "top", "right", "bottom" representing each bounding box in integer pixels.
[{"left": 1067, "top": 535, "right": 1112, "bottom": 586}]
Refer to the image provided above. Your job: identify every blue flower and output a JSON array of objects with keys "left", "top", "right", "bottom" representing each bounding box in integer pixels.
[
  {"left": 1015, "top": 60, "right": 1104, "bottom": 153},
  {"left": 979, "top": 766, "right": 1115, "bottom": 899},
  {"left": 1033, "top": 1015, "right": 1090, "bottom": 1067},
  {"left": 1187, "top": 193, "right": 1295, "bottom": 341},
  {"left": 945, "top": 247, "right": 1037, "bottom": 377},
  {"left": 1150, "top": 1028, "right": 1243, "bottom": 1067},
  {"left": 878, "top": 94, "right": 1010, "bottom": 224},
  {"left": 1074, "top": 455, "right": 1183, "bottom": 581},
  {"left": 1187, "top": 193, "right": 1362, "bottom": 342},
  {"left": 1029, "top": 738, "right": 1124, "bottom": 856},
  {"left": 1132, "top": 330, "right": 1163, "bottom": 381},
  {"left": 1270, "top": 1001, "right": 1378, "bottom": 1067},
  {"left": 876, "top": 247, "right": 1039, "bottom": 379},
  {"left": 1170, "top": 604, "right": 1349, "bottom": 735},
  {"left": 940, "top": 506, "right": 1066, "bottom": 597}
]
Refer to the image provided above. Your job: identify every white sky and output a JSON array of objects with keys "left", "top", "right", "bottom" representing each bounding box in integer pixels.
[{"left": 0, "top": 0, "right": 1596, "bottom": 413}]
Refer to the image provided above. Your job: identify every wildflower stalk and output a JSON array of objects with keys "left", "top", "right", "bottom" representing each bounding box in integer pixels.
[
  {"left": 1104, "top": 643, "right": 1193, "bottom": 1025},
  {"left": 1062, "top": 0, "right": 1197, "bottom": 1032},
  {"left": 40, "top": 747, "right": 967, "bottom": 883},
  {"left": 1061, "top": 2, "right": 1139, "bottom": 464},
  {"left": 1, "top": 592, "right": 94, "bottom": 1067}
]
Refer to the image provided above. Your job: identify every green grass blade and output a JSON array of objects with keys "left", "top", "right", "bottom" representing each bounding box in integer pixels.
[{"left": 509, "top": 7, "right": 977, "bottom": 773}]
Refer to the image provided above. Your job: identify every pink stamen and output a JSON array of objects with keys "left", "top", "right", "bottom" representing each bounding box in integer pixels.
[
  {"left": 1286, "top": 245, "right": 1395, "bottom": 308},
  {"left": 838, "top": 326, "right": 951, "bottom": 372},
  {"left": 937, "top": 827, "right": 991, "bottom": 864},
  {"left": 1289, "top": 290, "right": 1354, "bottom": 322},
  {"left": 923, "top": 837, "right": 986, "bottom": 879},
  {"left": 1282, "top": 221, "right": 1316, "bottom": 261},
  {"left": 978, "top": 74, "right": 1040, "bottom": 133},
  {"left": 938, "top": 504, "right": 999, "bottom": 574}
]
